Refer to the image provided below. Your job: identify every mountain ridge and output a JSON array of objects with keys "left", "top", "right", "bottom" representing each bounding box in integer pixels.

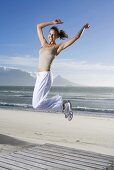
[
  {"left": 0, "top": 67, "right": 80, "bottom": 86},
  {"left": 53, "top": 75, "right": 80, "bottom": 86}
]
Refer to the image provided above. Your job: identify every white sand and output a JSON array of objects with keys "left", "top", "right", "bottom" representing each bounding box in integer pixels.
[{"left": 0, "top": 108, "right": 114, "bottom": 156}]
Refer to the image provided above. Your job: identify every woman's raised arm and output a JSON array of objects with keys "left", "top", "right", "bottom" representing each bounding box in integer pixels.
[
  {"left": 56, "top": 23, "right": 90, "bottom": 55},
  {"left": 37, "top": 19, "right": 63, "bottom": 46}
]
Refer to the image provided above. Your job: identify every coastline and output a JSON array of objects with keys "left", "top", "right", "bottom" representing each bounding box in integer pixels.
[{"left": 0, "top": 108, "right": 114, "bottom": 156}]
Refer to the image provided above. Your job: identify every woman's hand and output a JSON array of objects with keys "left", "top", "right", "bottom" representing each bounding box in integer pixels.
[
  {"left": 84, "top": 23, "right": 90, "bottom": 29},
  {"left": 52, "top": 19, "right": 64, "bottom": 25}
]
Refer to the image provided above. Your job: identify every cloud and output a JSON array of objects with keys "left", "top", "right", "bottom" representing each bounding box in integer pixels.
[
  {"left": 53, "top": 59, "right": 114, "bottom": 71},
  {"left": 1, "top": 55, "right": 114, "bottom": 71},
  {"left": 0, "top": 54, "right": 38, "bottom": 67},
  {"left": 52, "top": 59, "right": 114, "bottom": 86},
  {"left": 0, "top": 55, "right": 114, "bottom": 86}
]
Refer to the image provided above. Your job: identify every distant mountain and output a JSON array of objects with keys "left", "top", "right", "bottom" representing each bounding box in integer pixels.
[
  {"left": 0, "top": 67, "right": 80, "bottom": 86},
  {"left": 0, "top": 67, "right": 35, "bottom": 86},
  {"left": 53, "top": 75, "right": 80, "bottom": 86}
]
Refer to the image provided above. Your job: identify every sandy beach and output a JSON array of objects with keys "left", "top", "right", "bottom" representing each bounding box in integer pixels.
[{"left": 0, "top": 108, "right": 114, "bottom": 156}]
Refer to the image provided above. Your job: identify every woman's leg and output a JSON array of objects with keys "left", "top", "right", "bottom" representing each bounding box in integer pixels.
[{"left": 32, "top": 71, "right": 63, "bottom": 112}]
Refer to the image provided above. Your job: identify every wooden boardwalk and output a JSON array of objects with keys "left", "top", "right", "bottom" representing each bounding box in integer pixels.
[{"left": 0, "top": 143, "right": 114, "bottom": 170}]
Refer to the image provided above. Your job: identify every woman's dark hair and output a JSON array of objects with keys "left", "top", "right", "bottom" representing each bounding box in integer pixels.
[{"left": 50, "top": 26, "right": 68, "bottom": 40}]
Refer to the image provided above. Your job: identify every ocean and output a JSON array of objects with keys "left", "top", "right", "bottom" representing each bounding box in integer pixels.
[{"left": 0, "top": 86, "right": 114, "bottom": 117}]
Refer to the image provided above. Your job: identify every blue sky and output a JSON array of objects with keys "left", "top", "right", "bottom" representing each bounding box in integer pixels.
[{"left": 0, "top": 0, "right": 114, "bottom": 86}]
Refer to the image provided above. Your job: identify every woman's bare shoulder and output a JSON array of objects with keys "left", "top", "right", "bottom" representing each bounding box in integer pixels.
[{"left": 55, "top": 43, "right": 62, "bottom": 49}]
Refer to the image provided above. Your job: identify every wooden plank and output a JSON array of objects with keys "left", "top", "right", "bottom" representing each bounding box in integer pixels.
[
  {"left": 31, "top": 144, "right": 114, "bottom": 170},
  {"left": 22, "top": 148, "right": 109, "bottom": 169},
  {"left": 0, "top": 157, "right": 43, "bottom": 170},
  {"left": 2, "top": 153, "right": 84, "bottom": 170},
  {"left": 44, "top": 144, "right": 114, "bottom": 170},
  {"left": 27, "top": 145, "right": 112, "bottom": 166},
  {"left": 10, "top": 151, "right": 107, "bottom": 170},
  {"left": 45, "top": 143, "right": 114, "bottom": 161},
  {"left": 0, "top": 160, "right": 26, "bottom": 170},
  {"left": 0, "top": 143, "right": 114, "bottom": 170},
  {"left": 29, "top": 144, "right": 113, "bottom": 167},
  {"left": 1, "top": 154, "right": 79, "bottom": 170},
  {"left": 0, "top": 166, "right": 10, "bottom": 170},
  {"left": 41, "top": 144, "right": 114, "bottom": 163}
]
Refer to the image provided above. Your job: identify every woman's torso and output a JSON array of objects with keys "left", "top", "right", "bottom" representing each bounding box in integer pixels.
[{"left": 38, "top": 45, "right": 57, "bottom": 72}]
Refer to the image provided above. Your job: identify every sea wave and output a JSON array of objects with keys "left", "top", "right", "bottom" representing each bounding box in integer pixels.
[
  {"left": 0, "top": 90, "right": 31, "bottom": 94},
  {"left": 66, "top": 96, "right": 114, "bottom": 101},
  {"left": 1, "top": 102, "right": 114, "bottom": 114},
  {"left": 74, "top": 106, "right": 114, "bottom": 114},
  {"left": 0, "top": 102, "right": 32, "bottom": 108},
  {"left": 0, "top": 94, "right": 32, "bottom": 97}
]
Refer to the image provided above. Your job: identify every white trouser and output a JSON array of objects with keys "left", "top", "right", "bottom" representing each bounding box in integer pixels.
[{"left": 32, "top": 71, "right": 63, "bottom": 112}]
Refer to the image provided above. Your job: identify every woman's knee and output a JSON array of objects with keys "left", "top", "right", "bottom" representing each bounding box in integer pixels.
[
  {"left": 32, "top": 100, "right": 42, "bottom": 109},
  {"left": 32, "top": 103, "right": 37, "bottom": 109}
]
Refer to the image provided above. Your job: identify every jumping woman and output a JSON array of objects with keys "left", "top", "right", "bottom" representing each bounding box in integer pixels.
[{"left": 32, "top": 19, "right": 90, "bottom": 121}]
